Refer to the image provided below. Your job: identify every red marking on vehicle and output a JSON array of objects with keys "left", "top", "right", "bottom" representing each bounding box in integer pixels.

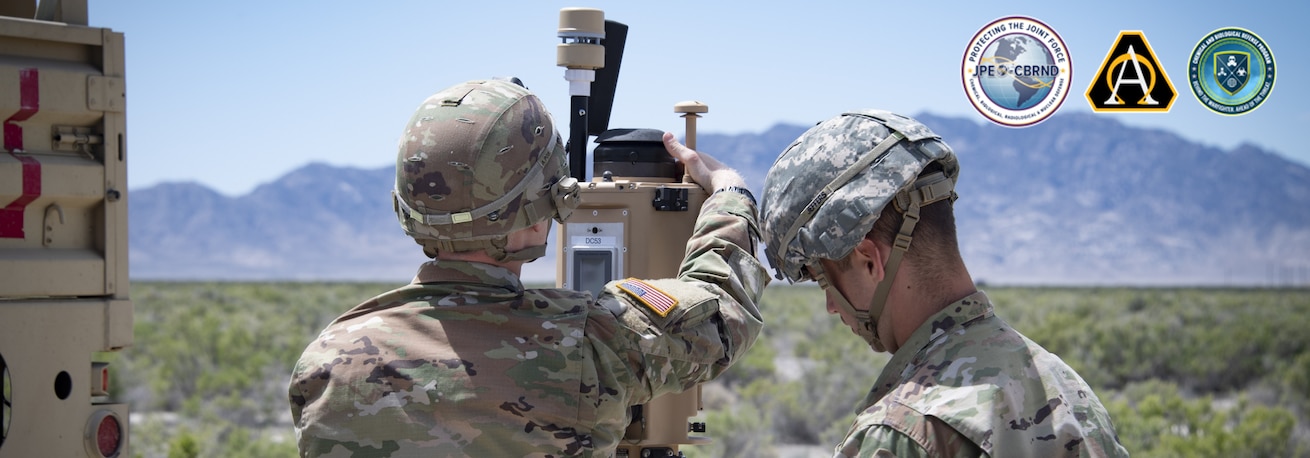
[
  {"left": 1, "top": 68, "right": 42, "bottom": 238},
  {"left": 4, "top": 68, "right": 38, "bottom": 151}
]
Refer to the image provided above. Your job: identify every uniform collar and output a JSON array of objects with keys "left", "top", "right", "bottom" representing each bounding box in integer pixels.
[
  {"left": 412, "top": 259, "right": 525, "bottom": 295},
  {"left": 862, "top": 291, "right": 993, "bottom": 407}
]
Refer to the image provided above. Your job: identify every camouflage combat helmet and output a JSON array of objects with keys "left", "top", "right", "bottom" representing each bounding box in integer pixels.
[
  {"left": 760, "top": 110, "right": 958, "bottom": 351},
  {"left": 392, "top": 79, "right": 580, "bottom": 262}
]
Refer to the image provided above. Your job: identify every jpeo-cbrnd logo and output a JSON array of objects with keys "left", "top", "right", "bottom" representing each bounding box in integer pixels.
[{"left": 961, "top": 16, "right": 1073, "bottom": 127}]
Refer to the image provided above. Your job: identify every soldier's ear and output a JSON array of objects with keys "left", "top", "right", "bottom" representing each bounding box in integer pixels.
[{"left": 851, "top": 238, "right": 886, "bottom": 283}]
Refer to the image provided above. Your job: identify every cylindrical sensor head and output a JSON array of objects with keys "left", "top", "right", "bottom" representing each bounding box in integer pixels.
[{"left": 557, "top": 8, "right": 606, "bottom": 70}]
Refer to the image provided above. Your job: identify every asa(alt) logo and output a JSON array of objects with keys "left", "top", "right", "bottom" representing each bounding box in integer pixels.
[
  {"left": 1188, "top": 27, "right": 1276, "bottom": 115},
  {"left": 961, "top": 16, "right": 1072, "bottom": 127},
  {"left": 1086, "top": 31, "right": 1176, "bottom": 112}
]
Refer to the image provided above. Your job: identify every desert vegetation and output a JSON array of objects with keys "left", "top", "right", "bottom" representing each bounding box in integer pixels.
[{"left": 112, "top": 282, "right": 1310, "bottom": 457}]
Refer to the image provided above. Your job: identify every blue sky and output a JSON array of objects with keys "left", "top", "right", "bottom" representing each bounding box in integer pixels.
[{"left": 93, "top": 1, "right": 1305, "bottom": 196}]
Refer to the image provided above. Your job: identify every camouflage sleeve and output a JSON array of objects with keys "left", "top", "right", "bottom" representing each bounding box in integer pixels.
[
  {"left": 847, "top": 426, "right": 932, "bottom": 458},
  {"left": 839, "top": 422, "right": 986, "bottom": 458},
  {"left": 677, "top": 191, "right": 768, "bottom": 311},
  {"left": 595, "top": 191, "right": 768, "bottom": 401}
]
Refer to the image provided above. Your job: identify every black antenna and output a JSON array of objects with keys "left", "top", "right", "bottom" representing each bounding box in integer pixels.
[{"left": 589, "top": 20, "right": 627, "bottom": 137}]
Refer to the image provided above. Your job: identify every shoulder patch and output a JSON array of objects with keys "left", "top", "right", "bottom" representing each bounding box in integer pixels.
[{"left": 616, "top": 278, "right": 679, "bottom": 317}]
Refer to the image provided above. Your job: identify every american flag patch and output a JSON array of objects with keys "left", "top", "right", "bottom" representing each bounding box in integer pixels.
[{"left": 616, "top": 278, "right": 679, "bottom": 317}]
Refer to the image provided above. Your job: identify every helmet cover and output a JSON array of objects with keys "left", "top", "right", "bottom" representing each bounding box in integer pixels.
[
  {"left": 760, "top": 110, "right": 958, "bottom": 282},
  {"left": 392, "top": 79, "right": 578, "bottom": 258}
]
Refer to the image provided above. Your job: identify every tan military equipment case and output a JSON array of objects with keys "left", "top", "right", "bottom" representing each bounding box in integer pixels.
[{"left": 0, "top": 1, "right": 132, "bottom": 456}]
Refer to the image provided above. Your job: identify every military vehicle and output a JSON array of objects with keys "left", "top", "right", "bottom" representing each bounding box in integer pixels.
[{"left": 0, "top": 0, "right": 132, "bottom": 456}]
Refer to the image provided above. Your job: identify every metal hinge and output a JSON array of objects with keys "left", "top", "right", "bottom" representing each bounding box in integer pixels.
[{"left": 87, "top": 75, "right": 125, "bottom": 112}]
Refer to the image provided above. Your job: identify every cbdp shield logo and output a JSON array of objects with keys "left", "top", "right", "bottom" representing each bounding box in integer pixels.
[
  {"left": 1189, "top": 27, "right": 1276, "bottom": 115},
  {"left": 1086, "top": 31, "right": 1176, "bottom": 112},
  {"left": 962, "top": 16, "right": 1072, "bottom": 127}
]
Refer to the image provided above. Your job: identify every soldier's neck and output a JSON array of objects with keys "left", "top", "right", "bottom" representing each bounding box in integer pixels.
[{"left": 436, "top": 251, "right": 525, "bottom": 276}]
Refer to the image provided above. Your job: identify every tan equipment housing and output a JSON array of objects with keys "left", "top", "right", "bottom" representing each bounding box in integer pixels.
[
  {"left": 556, "top": 102, "right": 714, "bottom": 457},
  {"left": 0, "top": 0, "right": 132, "bottom": 456}
]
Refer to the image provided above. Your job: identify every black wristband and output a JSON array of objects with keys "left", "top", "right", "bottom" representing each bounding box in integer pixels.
[{"left": 713, "top": 186, "right": 756, "bottom": 206}]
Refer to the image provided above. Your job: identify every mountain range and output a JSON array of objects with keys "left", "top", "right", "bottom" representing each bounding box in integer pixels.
[{"left": 128, "top": 112, "right": 1310, "bottom": 286}]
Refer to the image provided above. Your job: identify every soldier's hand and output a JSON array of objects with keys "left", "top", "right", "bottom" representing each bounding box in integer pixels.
[{"left": 663, "top": 132, "right": 747, "bottom": 192}]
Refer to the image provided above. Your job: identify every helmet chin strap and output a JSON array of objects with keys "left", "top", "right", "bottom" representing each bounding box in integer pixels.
[
  {"left": 497, "top": 176, "right": 579, "bottom": 263},
  {"left": 863, "top": 200, "right": 921, "bottom": 353},
  {"left": 817, "top": 171, "right": 955, "bottom": 353},
  {"left": 817, "top": 201, "right": 918, "bottom": 354},
  {"left": 823, "top": 273, "right": 887, "bottom": 353},
  {"left": 498, "top": 243, "right": 548, "bottom": 263}
]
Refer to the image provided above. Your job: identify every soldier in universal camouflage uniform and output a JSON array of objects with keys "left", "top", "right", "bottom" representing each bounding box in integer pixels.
[
  {"left": 287, "top": 78, "right": 767, "bottom": 457},
  {"left": 759, "top": 110, "right": 1129, "bottom": 457}
]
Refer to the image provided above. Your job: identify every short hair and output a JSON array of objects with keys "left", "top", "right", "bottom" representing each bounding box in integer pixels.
[{"left": 845, "top": 162, "right": 964, "bottom": 284}]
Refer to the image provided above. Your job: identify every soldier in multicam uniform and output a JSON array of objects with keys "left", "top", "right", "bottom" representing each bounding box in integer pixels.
[
  {"left": 759, "top": 110, "right": 1129, "bottom": 457},
  {"left": 287, "top": 78, "right": 767, "bottom": 457}
]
